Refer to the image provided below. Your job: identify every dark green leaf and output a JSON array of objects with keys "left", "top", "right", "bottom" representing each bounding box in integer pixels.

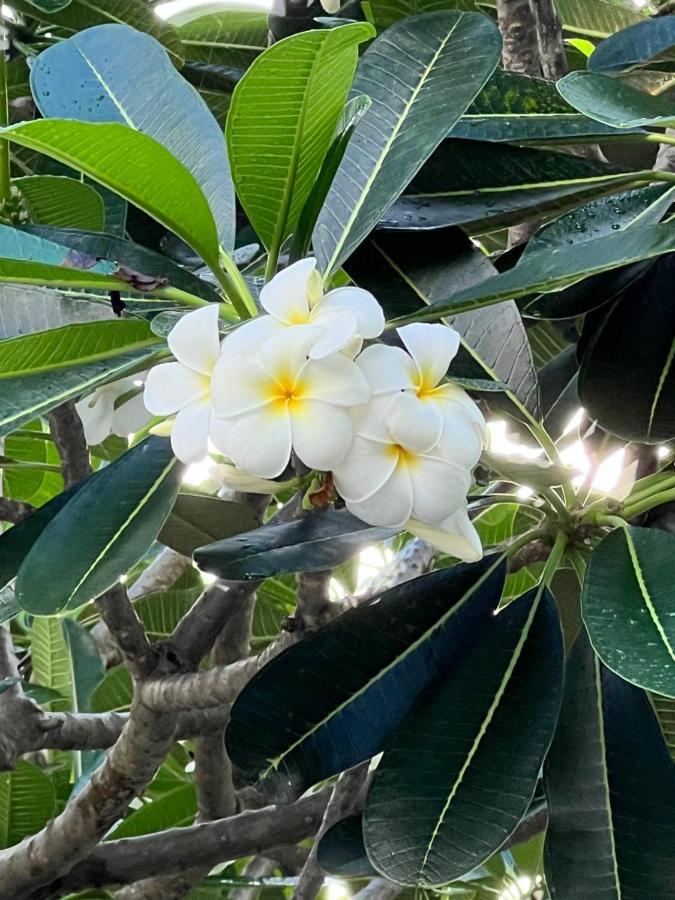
[
  {"left": 226, "top": 556, "right": 505, "bottom": 798},
  {"left": 174, "top": 9, "right": 270, "bottom": 70},
  {"left": 318, "top": 816, "right": 376, "bottom": 877},
  {"left": 15, "top": 176, "right": 104, "bottom": 231},
  {"left": 363, "top": 588, "right": 563, "bottom": 886},
  {"left": 16, "top": 438, "right": 183, "bottom": 615},
  {"left": 589, "top": 17, "right": 675, "bottom": 75},
  {"left": 369, "top": 0, "right": 475, "bottom": 30},
  {"left": 62, "top": 619, "right": 104, "bottom": 712},
  {"left": 583, "top": 525, "right": 675, "bottom": 697},
  {"left": 32, "top": 24, "right": 235, "bottom": 250},
  {"left": 160, "top": 494, "right": 260, "bottom": 557},
  {"left": 226, "top": 23, "right": 373, "bottom": 256},
  {"left": 0, "top": 761, "right": 56, "bottom": 849},
  {"left": 578, "top": 255, "right": 675, "bottom": 442},
  {"left": 313, "top": 11, "right": 501, "bottom": 275},
  {"left": 544, "top": 632, "right": 675, "bottom": 899},
  {"left": 558, "top": 70, "right": 675, "bottom": 128},
  {"left": 195, "top": 508, "right": 396, "bottom": 580}
]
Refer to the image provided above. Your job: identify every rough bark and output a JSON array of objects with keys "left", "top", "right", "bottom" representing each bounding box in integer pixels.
[
  {"left": 497, "top": 0, "right": 541, "bottom": 76},
  {"left": 47, "top": 401, "right": 92, "bottom": 488}
]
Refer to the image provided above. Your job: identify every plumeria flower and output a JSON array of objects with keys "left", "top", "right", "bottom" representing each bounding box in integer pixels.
[
  {"left": 407, "top": 507, "right": 483, "bottom": 563},
  {"left": 210, "top": 328, "right": 370, "bottom": 478},
  {"left": 356, "top": 323, "right": 486, "bottom": 453},
  {"left": 332, "top": 406, "right": 475, "bottom": 529},
  {"left": 76, "top": 373, "right": 151, "bottom": 446},
  {"left": 222, "top": 257, "right": 384, "bottom": 360},
  {"left": 144, "top": 304, "right": 222, "bottom": 464}
]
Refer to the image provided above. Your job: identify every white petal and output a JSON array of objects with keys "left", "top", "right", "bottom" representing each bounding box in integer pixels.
[
  {"left": 209, "top": 414, "right": 234, "bottom": 455},
  {"left": 259, "top": 257, "right": 316, "bottom": 324},
  {"left": 259, "top": 327, "right": 318, "bottom": 382},
  {"left": 209, "top": 462, "right": 293, "bottom": 494},
  {"left": 346, "top": 463, "right": 414, "bottom": 528},
  {"left": 409, "top": 454, "right": 470, "bottom": 524},
  {"left": 111, "top": 392, "right": 152, "bottom": 437},
  {"left": 291, "top": 401, "right": 354, "bottom": 471},
  {"left": 211, "top": 352, "right": 272, "bottom": 417},
  {"left": 407, "top": 508, "right": 482, "bottom": 562},
  {"left": 342, "top": 336, "right": 363, "bottom": 360},
  {"left": 333, "top": 435, "right": 398, "bottom": 502},
  {"left": 144, "top": 362, "right": 209, "bottom": 416},
  {"left": 225, "top": 407, "right": 293, "bottom": 478},
  {"left": 171, "top": 401, "right": 211, "bottom": 464},
  {"left": 220, "top": 315, "right": 283, "bottom": 357},
  {"left": 76, "top": 391, "right": 115, "bottom": 446},
  {"left": 301, "top": 354, "right": 370, "bottom": 407},
  {"left": 386, "top": 391, "right": 443, "bottom": 454},
  {"left": 167, "top": 304, "right": 221, "bottom": 375},
  {"left": 356, "top": 343, "right": 416, "bottom": 394},
  {"left": 437, "top": 383, "right": 487, "bottom": 434},
  {"left": 398, "top": 323, "right": 460, "bottom": 390},
  {"left": 435, "top": 399, "right": 486, "bottom": 470},
  {"left": 316, "top": 286, "right": 385, "bottom": 339},
  {"left": 350, "top": 395, "right": 397, "bottom": 443},
  {"left": 307, "top": 310, "right": 358, "bottom": 359}
]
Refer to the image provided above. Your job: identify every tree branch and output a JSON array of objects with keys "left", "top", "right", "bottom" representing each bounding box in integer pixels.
[
  {"left": 47, "top": 401, "right": 92, "bottom": 488},
  {"left": 497, "top": 0, "right": 541, "bottom": 76},
  {"left": 0, "top": 497, "right": 33, "bottom": 523},
  {"left": 531, "top": 0, "right": 567, "bottom": 80},
  {"left": 95, "top": 583, "right": 158, "bottom": 678}
]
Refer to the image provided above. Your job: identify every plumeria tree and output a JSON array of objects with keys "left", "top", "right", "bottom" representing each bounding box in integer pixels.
[{"left": 1, "top": 0, "right": 675, "bottom": 898}]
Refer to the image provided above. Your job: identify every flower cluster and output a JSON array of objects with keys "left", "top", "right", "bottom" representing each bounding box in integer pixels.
[{"left": 132, "top": 259, "right": 485, "bottom": 559}]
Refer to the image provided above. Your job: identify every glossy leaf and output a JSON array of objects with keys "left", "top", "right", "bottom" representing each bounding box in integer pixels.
[
  {"left": 160, "top": 494, "right": 260, "bottom": 557},
  {"left": 0, "top": 761, "right": 56, "bottom": 849},
  {"left": 14, "top": 176, "right": 104, "bottom": 231},
  {"left": 0, "top": 345, "right": 159, "bottom": 438},
  {"left": 590, "top": 16, "right": 675, "bottom": 75},
  {"left": 0, "top": 120, "right": 223, "bottom": 275},
  {"left": 583, "top": 525, "right": 675, "bottom": 697},
  {"left": 578, "top": 255, "right": 675, "bottom": 442},
  {"left": 195, "top": 508, "right": 396, "bottom": 580},
  {"left": 558, "top": 70, "right": 675, "bottom": 129},
  {"left": 391, "top": 222, "right": 675, "bottom": 323},
  {"left": 368, "top": 0, "right": 475, "bottom": 29},
  {"left": 0, "top": 320, "right": 158, "bottom": 378},
  {"left": 451, "top": 69, "right": 642, "bottom": 143},
  {"left": 174, "top": 9, "right": 269, "bottom": 69},
  {"left": 318, "top": 816, "right": 376, "bottom": 877},
  {"left": 226, "top": 23, "right": 372, "bottom": 255},
  {"left": 364, "top": 588, "right": 563, "bottom": 886},
  {"left": 62, "top": 619, "right": 105, "bottom": 712},
  {"left": 226, "top": 556, "right": 505, "bottom": 799},
  {"left": 313, "top": 11, "right": 501, "bottom": 275},
  {"left": 545, "top": 632, "right": 675, "bottom": 899},
  {"left": 32, "top": 24, "right": 235, "bottom": 250},
  {"left": 16, "top": 438, "right": 183, "bottom": 615}
]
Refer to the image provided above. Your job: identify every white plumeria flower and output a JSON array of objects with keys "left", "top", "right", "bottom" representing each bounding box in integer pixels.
[
  {"left": 222, "top": 257, "right": 384, "bottom": 360},
  {"left": 76, "top": 374, "right": 151, "bottom": 446},
  {"left": 333, "top": 404, "right": 475, "bottom": 528},
  {"left": 406, "top": 507, "right": 483, "bottom": 563},
  {"left": 143, "top": 304, "right": 222, "bottom": 464},
  {"left": 210, "top": 328, "right": 370, "bottom": 478},
  {"left": 356, "top": 322, "right": 486, "bottom": 453}
]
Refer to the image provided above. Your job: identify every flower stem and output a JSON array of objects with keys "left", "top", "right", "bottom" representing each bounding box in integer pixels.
[
  {"left": 540, "top": 530, "right": 568, "bottom": 589},
  {"left": 623, "top": 485, "right": 675, "bottom": 519},
  {"left": 220, "top": 251, "right": 258, "bottom": 319}
]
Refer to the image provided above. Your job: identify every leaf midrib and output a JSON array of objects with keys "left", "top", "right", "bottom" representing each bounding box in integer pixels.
[{"left": 624, "top": 528, "right": 675, "bottom": 666}]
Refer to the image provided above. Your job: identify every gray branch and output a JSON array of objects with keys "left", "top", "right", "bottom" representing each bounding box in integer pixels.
[
  {"left": 95, "top": 584, "right": 158, "bottom": 678},
  {"left": 47, "top": 401, "right": 92, "bottom": 488},
  {"left": 0, "top": 497, "right": 34, "bottom": 523}
]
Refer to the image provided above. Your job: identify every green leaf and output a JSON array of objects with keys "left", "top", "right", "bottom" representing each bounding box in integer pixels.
[
  {"left": 391, "top": 139, "right": 640, "bottom": 234},
  {"left": 252, "top": 575, "right": 297, "bottom": 649},
  {"left": 0, "top": 761, "right": 56, "bottom": 849},
  {"left": 62, "top": 619, "right": 104, "bottom": 712},
  {"left": 582, "top": 525, "right": 675, "bottom": 697},
  {"left": 226, "top": 23, "right": 372, "bottom": 258},
  {"left": 4, "top": 421, "right": 63, "bottom": 507},
  {"left": 369, "top": 0, "right": 475, "bottom": 31},
  {"left": 318, "top": 816, "right": 376, "bottom": 878},
  {"left": 159, "top": 494, "right": 260, "bottom": 557},
  {"left": 174, "top": 8, "right": 269, "bottom": 69},
  {"left": 652, "top": 694, "right": 675, "bottom": 761},
  {"left": 32, "top": 24, "right": 235, "bottom": 250},
  {"left": 22, "top": 226, "right": 221, "bottom": 305},
  {"left": 0, "top": 284, "right": 113, "bottom": 340},
  {"left": 544, "top": 632, "right": 675, "bottom": 899},
  {"left": 11, "top": 0, "right": 184, "bottom": 66},
  {"left": 363, "top": 587, "right": 563, "bottom": 886},
  {"left": 0, "top": 120, "right": 223, "bottom": 276},
  {"left": 589, "top": 16, "right": 675, "bottom": 75},
  {"left": 0, "top": 320, "right": 158, "bottom": 378},
  {"left": 392, "top": 221, "right": 675, "bottom": 323},
  {"left": 107, "top": 783, "right": 197, "bottom": 839},
  {"left": 578, "top": 255, "right": 675, "bottom": 442},
  {"left": 313, "top": 11, "right": 501, "bottom": 275},
  {"left": 481, "top": 0, "right": 643, "bottom": 40},
  {"left": 0, "top": 345, "right": 159, "bottom": 438},
  {"left": 14, "top": 176, "right": 104, "bottom": 231},
  {"left": 452, "top": 69, "right": 642, "bottom": 143},
  {"left": 91, "top": 664, "right": 133, "bottom": 713},
  {"left": 16, "top": 437, "right": 183, "bottom": 615},
  {"left": 31, "top": 616, "right": 72, "bottom": 710},
  {"left": 226, "top": 557, "right": 505, "bottom": 798},
  {"left": 195, "top": 508, "right": 396, "bottom": 580},
  {"left": 135, "top": 567, "right": 203, "bottom": 639},
  {"left": 558, "top": 70, "right": 675, "bottom": 129}
]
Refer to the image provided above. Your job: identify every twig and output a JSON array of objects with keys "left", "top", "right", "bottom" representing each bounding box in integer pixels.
[
  {"left": 531, "top": 0, "right": 567, "bottom": 80},
  {"left": 0, "top": 497, "right": 34, "bottom": 523},
  {"left": 95, "top": 584, "right": 158, "bottom": 678},
  {"left": 0, "top": 626, "right": 44, "bottom": 769},
  {"left": 48, "top": 401, "right": 92, "bottom": 488}
]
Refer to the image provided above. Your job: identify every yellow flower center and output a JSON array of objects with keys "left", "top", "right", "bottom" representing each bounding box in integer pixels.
[
  {"left": 268, "top": 373, "right": 306, "bottom": 414},
  {"left": 387, "top": 443, "right": 419, "bottom": 468}
]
